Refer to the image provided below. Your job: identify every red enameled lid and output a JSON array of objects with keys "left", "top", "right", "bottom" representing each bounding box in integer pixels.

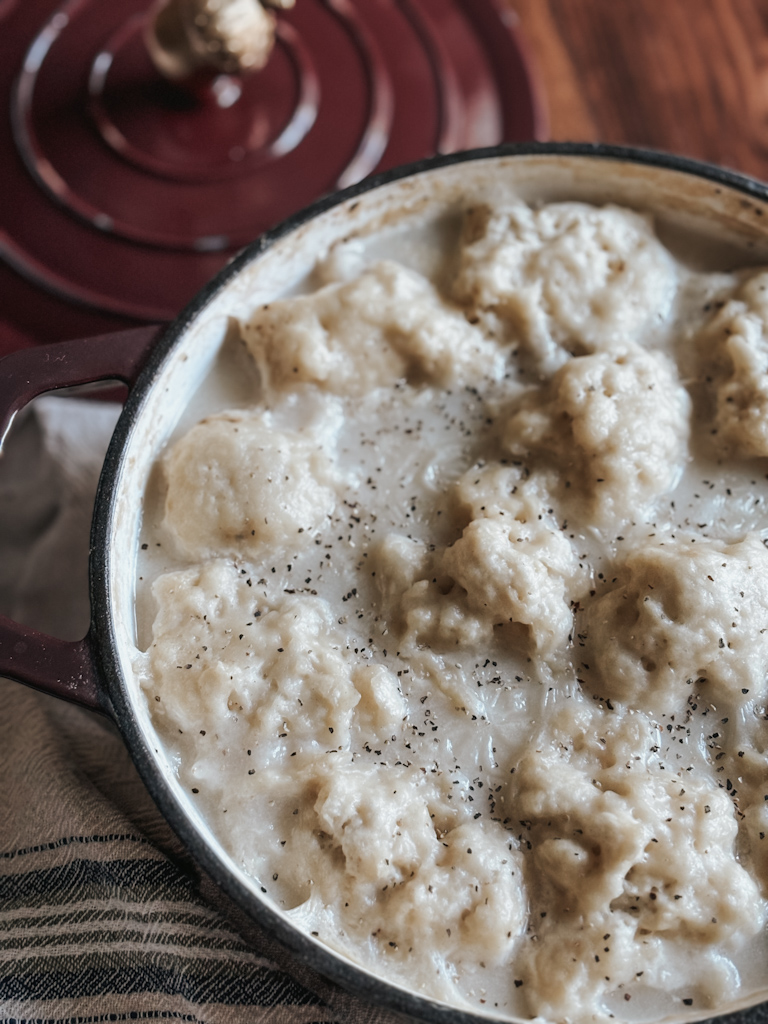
[{"left": 0, "top": 0, "right": 545, "bottom": 353}]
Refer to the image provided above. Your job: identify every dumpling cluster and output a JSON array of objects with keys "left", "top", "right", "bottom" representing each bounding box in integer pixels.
[
  {"left": 140, "top": 195, "right": 768, "bottom": 1024},
  {"left": 511, "top": 703, "right": 764, "bottom": 1019}
]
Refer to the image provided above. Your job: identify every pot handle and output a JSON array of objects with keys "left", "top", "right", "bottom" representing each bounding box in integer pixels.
[{"left": 0, "top": 324, "right": 163, "bottom": 712}]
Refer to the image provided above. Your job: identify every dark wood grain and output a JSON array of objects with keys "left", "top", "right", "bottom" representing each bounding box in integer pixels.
[{"left": 513, "top": 1, "right": 768, "bottom": 181}]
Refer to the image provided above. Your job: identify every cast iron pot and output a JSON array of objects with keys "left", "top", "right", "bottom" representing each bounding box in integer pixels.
[{"left": 3, "top": 143, "right": 768, "bottom": 1024}]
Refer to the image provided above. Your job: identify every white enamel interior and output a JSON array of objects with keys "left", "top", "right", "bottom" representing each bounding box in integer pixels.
[{"left": 105, "top": 153, "right": 768, "bottom": 1024}]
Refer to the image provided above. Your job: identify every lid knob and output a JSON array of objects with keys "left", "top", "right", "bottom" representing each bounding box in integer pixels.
[{"left": 145, "top": 0, "right": 295, "bottom": 82}]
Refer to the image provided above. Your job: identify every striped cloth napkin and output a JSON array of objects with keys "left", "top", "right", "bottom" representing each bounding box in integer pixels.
[{"left": 0, "top": 396, "right": 403, "bottom": 1024}]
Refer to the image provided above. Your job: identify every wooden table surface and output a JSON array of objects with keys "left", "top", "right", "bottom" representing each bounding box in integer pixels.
[{"left": 512, "top": 1, "right": 768, "bottom": 182}]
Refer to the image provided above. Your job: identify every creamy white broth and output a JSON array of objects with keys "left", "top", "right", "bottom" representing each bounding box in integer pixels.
[{"left": 133, "top": 196, "right": 768, "bottom": 1024}]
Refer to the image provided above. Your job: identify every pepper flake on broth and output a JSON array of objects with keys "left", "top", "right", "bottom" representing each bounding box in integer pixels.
[{"left": 136, "top": 198, "right": 768, "bottom": 1024}]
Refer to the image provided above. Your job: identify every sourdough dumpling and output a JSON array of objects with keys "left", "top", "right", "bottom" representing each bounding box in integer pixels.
[
  {"left": 163, "top": 410, "right": 337, "bottom": 559},
  {"left": 579, "top": 534, "right": 768, "bottom": 715},
  {"left": 451, "top": 460, "right": 556, "bottom": 522},
  {"left": 512, "top": 704, "right": 764, "bottom": 1021},
  {"left": 452, "top": 201, "right": 676, "bottom": 371},
  {"left": 695, "top": 269, "right": 768, "bottom": 456},
  {"left": 383, "top": 820, "right": 524, "bottom": 967},
  {"left": 280, "top": 763, "right": 525, "bottom": 993},
  {"left": 504, "top": 347, "right": 690, "bottom": 528},
  {"left": 371, "top": 532, "right": 489, "bottom": 651},
  {"left": 373, "top": 467, "right": 586, "bottom": 655},
  {"left": 439, "top": 517, "right": 580, "bottom": 655},
  {"left": 145, "top": 561, "right": 360, "bottom": 765},
  {"left": 311, "top": 766, "right": 449, "bottom": 889},
  {"left": 241, "top": 260, "right": 501, "bottom": 396}
]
